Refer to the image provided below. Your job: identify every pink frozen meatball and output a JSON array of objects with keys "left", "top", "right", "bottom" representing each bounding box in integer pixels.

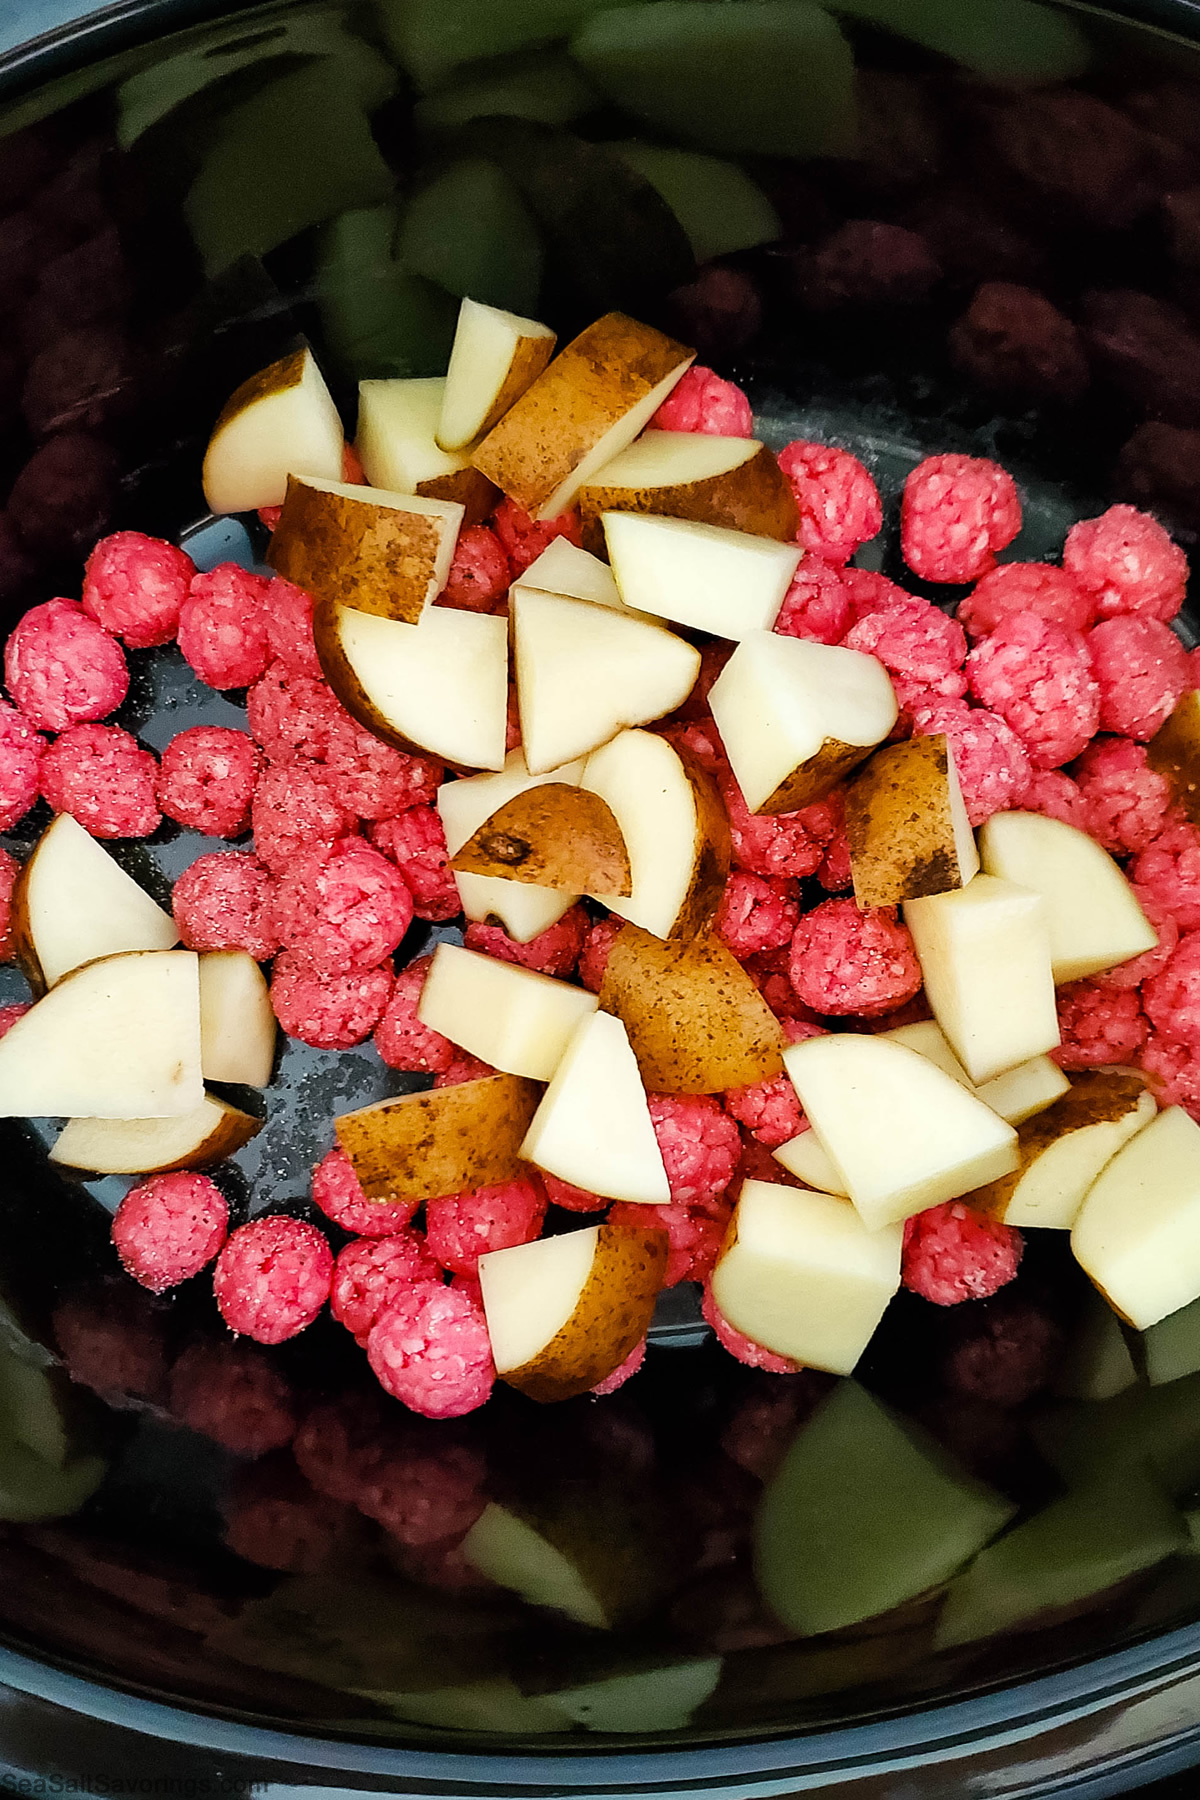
[
  {"left": 367, "top": 1282, "right": 494, "bottom": 1419},
  {"left": 491, "top": 497, "right": 583, "bottom": 575},
  {"left": 789, "top": 897, "right": 923, "bottom": 1017},
  {"left": 373, "top": 954, "right": 456, "bottom": 1073},
  {"left": 719, "top": 766, "right": 834, "bottom": 881},
  {"left": 0, "top": 849, "right": 19, "bottom": 963},
  {"left": 966, "top": 612, "right": 1100, "bottom": 768},
  {"left": 6, "top": 598, "right": 128, "bottom": 730},
  {"left": 0, "top": 701, "right": 44, "bottom": 830},
  {"left": 1073, "top": 737, "right": 1174, "bottom": 854},
  {"left": 330, "top": 1232, "right": 441, "bottom": 1343},
  {"left": 272, "top": 837, "right": 413, "bottom": 973},
  {"left": 312, "top": 1145, "right": 418, "bottom": 1237},
  {"left": 1132, "top": 820, "right": 1200, "bottom": 930},
  {"left": 648, "top": 1094, "right": 741, "bottom": 1207},
  {"left": 251, "top": 760, "right": 352, "bottom": 875},
  {"left": 246, "top": 663, "right": 349, "bottom": 765},
  {"left": 438, "top": 525, "right": 510, "bottom": 614},
  {"left": 82, "top": 531, "right": 195, "bottom": 648},
  {"left": 213, "top": 1216, "right": 333, "bottom": 1345},
  {"left": 1022, "top": 768, "right": 1087, "bottom": 829},
  {"left": 463, "top": 905, "right": 588, "bottom": 978},
  {"left": 957, "top": 562, "right": 1095, "bottom": 639},
  {"left": 773, "top": 559, "right": 853, "bottom": 644},
  {"left": 325, "top": 724, "right": 443, "bottom": 821},
  {"left": 1087, "top": 615, "right": 1190, "bottom": 741},
  {"left": 40, "top": 722, "right": 159, "bottom": 838},
  {"left": 715, "top": 872, "right": 801, "bottom": 960},
  {"left": 1053, "top": 981, "right": 1147, "bottom": 1068},
  {"left": 264, "top": 576, "right": 322, "bottom": 679},
  {"left": 541, "top": 1174, "right": 608, "bottom": 1212},
  {"left": 609, "top": 1197, "right": 727, "bottom": 1287},
  {"left": 843, "top": 595, "right": 968, "bottom": 708},
  {"left": 1142, "top": 1032, "right": 1200, "bottom": 1118},
  {"left": 270, "top": 949, "right": 393, "bottom": 1050},
  {"left": 777, "top": 441, "right": 882, "bottom": 564},
  {"left": 578, "top": 915, "right": 624, "bottom": 993},
  {"left": 425, "top": 1178, "right": 547, "bottom": 1278},
  {"left": 172, "top": 850, "right": 279, "bottom": 959},
  {"left": 1063, "top": 504, "right": 1188, "bottom": 623},
  {"left": 701, "top": 1284, "right": 802, "bottom": 1373},
  {"left": 112, "top": 1172, "right": 229, "bottom": 1294},
  {"left": 1142, "top": 934, "right": 1200, "bottom": 1044},
  {"left": 157, "top": 725, "right": 260, "bottom": 838},
  {"left": 901, "top": 454, "right": 1021, "bottom": 584},
  {"left": 1100, "top": 884, "right": 1178, "bottom": 990},
  {"left": 902, "top": 1203, "right": 1023, "bottom": 1306},
  {"left": 651, "top": 366, "right": 753, "bottom": 437},
  {"left": 370, "top": 807, "right": 460, "bottom": 922},
  {"left": 177, "top": 564, "right": 272, "bottom": 689}
]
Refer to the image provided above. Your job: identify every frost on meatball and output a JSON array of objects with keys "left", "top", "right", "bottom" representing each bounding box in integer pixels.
[
  {"left": 426, "top": 1178, "right": 547, "bottom": 1277},
  {"left": 592, "top": 1339, "right": 647, "bottom": 1396},
  {"left": 330, "top": 1232, "right": 441, "bottom": 1342},
  {"left": 1133, "top": 820, "right": 1200, "bottom": 930},
  {"left": 1073, "top": 737, "right": 1174, "bottom": 854},
  {"left": 648, "top": 1093, "right": 741, "bottom": 1207},
  {"left": 270, "top": 949, "right": 394, "bottom": 1050},
  {"left": 82, "top": 531, "right": 195, "bottom": 648},
  {"left": 168, "top": 1338, "right": 296, "bottom": 1455},
  {"left": 370, "top": 806, "right": 461, "bottom": 922},
  {"left": 715, "top": 872, "right": 801, "bottom": 960},
  {"left": 789, "top": 898, "right": 923, "bottom": 1017},
  {"left": 437, "top": 524, "right": 510, "bottom": 613},
  {"left": 966, "top": 612, "right": 1100, "bottom": 769},
  {"left": 773, "top": 559, "right": 852, "bottom": 644},
  {"left": 0, "top": 700, "right": 44, "bottom": 830},
  {"left": 40, "top": 722, "right": 160, "bottom": 838},
  {"left": 1063, "top": 504, "right": 1188, "bottom": 623},
  {"left": 910, "top": 698, "right": 1032, "bottom": 827},
  {"left": 902, "top": 1202, "right": 1023, "bottom": 1305},
  {"left": 900, "top": 454, "right": 1021, "bottom": 584},
  {"left": 776, "top": 440, "right": 882, "bottom": 564},
  {"left": 842, "top": 595, "right": 968, "bottom": 709},
  {"left": 957, "top": 561, "right": 1095, "bottom": 639},
  {"left": 111, "top": 1172, "right": 228, "bottom": 1293},
  {"left": 367, "top": 1282, "right": 495, "bottom": 1419},
  {"left": 177, "top": 563, "right": 272, "bottom": 689},
  {"left": 651, "top": 366, "right": 754, "bottom": 438},
  {"left": 172, "top": 851, "right": 279, "bottom": 959},
  {"left": 251, "top": 759, "right": 352, "bottom": 874},
  {"left": 374, "top": 954, "right": 455, "bottom": 1073},
  {"left": 1086, "top": 615, "right": 1189, "bottom": 741},
  {"left": 5, "top": 597, "right": 128, "bottom": 731},
  {"left": 272, "top": 836, "right": 413, "bottom": 973},
  {"left": 213, "top": 1215, "right": 333, "bottom": 1344},
  {"left": 312, "top": 1144, "right": 418, "bottom": 1237},
  {"left": 463, "top": 905, "right": 588, "bottom": 977},
  {"left": 1052, "top": 981, "right": 1147, "bottom": 1068},
  {"left": 841, "top": 567, "right": 918, "bottom": 623},
  {"left": 701, "top": 1283, "right": 803, "bottom": 1373},
  {"left": 158, "top": 725, "right": 260, "bottom": 838}
]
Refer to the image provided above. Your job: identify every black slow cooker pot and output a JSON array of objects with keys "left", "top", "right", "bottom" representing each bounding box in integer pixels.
[{"left": 5, "top": 1, "right": 1200, "bottom": 1792}]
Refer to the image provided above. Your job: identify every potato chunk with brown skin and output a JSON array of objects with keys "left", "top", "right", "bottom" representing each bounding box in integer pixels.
[
  {"left": 269, "top": 475, "right": 463, "bottom": 623},
  {"left": 971, "top": 1069, "right": 1156, "bottom": 1230},
  {"left": 845, "top": 735, "right": 979, "bottom": 908},
  {"left": 577, "top": 431, "right": 798, "bottom": 554},
  {"left": 451, "top": 784, "right": 631, "bottom": 894},
  {"left": 335, "top": 1074, "right": 541, "bottom": 1203}
]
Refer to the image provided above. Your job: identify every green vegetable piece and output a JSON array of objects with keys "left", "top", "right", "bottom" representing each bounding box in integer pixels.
[
  {"left": 315, "top": 205, "right": 458, "bottom": 379},
  {"left": 455, "top": 117, "right": 694, "bottom": 315},
  {"left": 354, "top": 1677, "right": 567, "bottom": 1732},
  {"left": 0, "top": 1443, "right": 105, "bottom": 1524},
  {"left": 610, "top": 143, "right": 781, "bottom": 264},
  {"left": 415, "top": 51, "right": 598, "bottom": 134},
  {"left": 935, "top": 1469, "right": 1184, "bottom": 1649},
  {"left": 1053, "top": 1292, "right": 1138, "bottom": 1402},
  {"left": 377, "top": 0, "right": 637, "bottom": 90},
  {"left": 1036, "top": 1371, "right": 1200, "bottom": 1498},
  {"left": 1142, "top": 1293, "right": 1200, "bottom": 1388},
  {"left": 754, "top": 1381, "right": 1015, "bottom": 1637},
  {"left": 571, "top": 3, "right": 857, "bottom": 160},
  {"left": 829, "top": 0, "right": 1090, "bottom": 85},
  {"left": 542, "top": 1657, "right": 723, "bottom": 1732},
  {"left": 184, "top": 62, "right": 396, "bottom": 276},
  {"left": 0, "top": 1347, "right": 71, "bottom": 1468},
  {"left": 397, "top": 159, "right": 544, "bottom": 316},
  {"left": 462, "top": 1490, "right": 673, "bottom": 1630}
]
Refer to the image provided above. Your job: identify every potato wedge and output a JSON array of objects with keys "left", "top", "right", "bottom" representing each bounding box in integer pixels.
[
  {"left": 356, "top": 376, "right": 498, "bottom": 524},
  {"left": 437, "top": 297, "right": 556, "bottom": 450},
  {"left": 335, "top": 1074, "right": 541, "bottom": 1203},
  {"left": 479, "top": 1221, "right": 667, "bottom": 1402},
  {"left": 438, "top": 750, "right": 585, "bottom": 942},
  {"left": 516, "top": 538, "right": 622, "bottom": 608},
  {"left": 202, "top": 346, "right": 343, "bottom": 515},
  {"left": 521, "top": 1011, "right": 669, "bottom": 1205},
  {"left": 577, "top": 430, "right": 797, "bottom": 553},
  {"left": 603, "top": 513, "right": 800, "bottom": 640},
  {"left": 1147, "top": 688, "right": 1200, "bottom": 827},
  {"left": 1073, "top": 1106, "right": 1200, "bottom": 1330},
  {"left": 599, "top": 923, "right": 783, "bottom": 1092},
  {"left": 976, "top": 1055, "right": 1070, "bottom": 1125},
  {"left": 199, "top": 950, "right": 276, "bottom": 1088},
  {"left": 269, "top": 474, "right": 464, "bottom": 623},
  {"left": 845, "top": 735, "right": 979, "bottom": 908},
  {"left": 451, "top": 783, "right": 631, "bottom": 894},
  {"left": 50, "top": 1095, "right": 261, "bottom": 1175},
  {"left": 417, "top": 942, "right": 598, "bottom": 1081},
  {"left": 472, "top": 312, "right": 694, "bottom": 519},
  {"left": 972, "top": 1069, "right": 1156, "bottom": 1230},
  {"left": 773, "top": 1127, "right": 848, "bottom": 1196}
]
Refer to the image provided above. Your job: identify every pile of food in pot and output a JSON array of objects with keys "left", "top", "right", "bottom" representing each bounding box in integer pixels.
[{"left": 4, "top": 297, "right": 1200, "bottom": 1428}]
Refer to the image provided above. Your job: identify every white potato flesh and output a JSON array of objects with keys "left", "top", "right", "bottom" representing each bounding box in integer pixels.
[
  {"left": 513, "top": 589, "right": 699, "bottom": 774},
  {"left": 20, "top": 813, "right": 179, "bottom": 987},
  {"left": 516, "top": 538, "right": 622, "bottom": 608},
  {"left": 536, "top": 371, "right": 695, "bottom": 520},
  {"left": 581, "top": 730, "right": 701, "bottom": 939},
  {"left": 1072, "top": 1107, "right": 1200, "bottom": 1328},
  {"left": 979, "top": 811, "right": 1158, "bottom": 983},
  {"left": 603, "top": 513, "right": 800, "bottom": 639},
  {"left": 479, "top": 1229, "right": 599, "bottom": 1374},
  {"left": 202, "top": 346, "right": 343, "bottom": 514},
  {"left": 437, "top": 750, "right": 584, "bottom": 942},
  {"left": 0, "top": 950, "right": 202, "bottom": 1119},
  {"left": 783, "top": 1034, "right": 1019, "bottom": 1231},
  {"left": 773, "top": 1128, "right": 848, "bottom": 1196},
  {"left": 356, "top": 376, "right": 475, "bottom": 491},
  {"left": 198, "top": 951, "right": 276, "bottom": 1087},
  {"left": 49, "top": 1095, "right": 256, "bottom": 1174},
  {"left": 903, "top": 875, "right": 1060, "bottom": 1085},
  {"left": 976, "top": 1055, "right": 1070, "bottom": 1125},
  {"left": 881, "top": 1021, "right": 974, "bottom": 1089},
  {"left": 520, "top": 1011, "right": 669, "bottom": 1204},
  {"left": 589, "top": 429, "right": 763, "bottom": 492},
  {"left": 418, "top": 942, "right": 597, "bottom": 1082},
  {"left": 713, "top": 1180, "right": 902, "bottom": 1374},
  {"left": 709, "top": 633, "right": 898, "bottom": 814},
  {"left": 289, "top": 475, "right": 464, "bottom": 609},
  {"left": 437, "top": 299, "right": 556, "bottom": 451},
  {"left": 332, "top": 604, "right": 508, "bottom": 771},
  {"left": 461, "top": 1500, "right": 607, "bottom": 1628},
  {"left": 998, "top": 1088, "right": 1156, "bottom": 1230}
]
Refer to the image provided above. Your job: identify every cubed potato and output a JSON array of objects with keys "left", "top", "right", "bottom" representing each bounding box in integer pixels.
[
  {"left": 880, "top": 1020, "right": 974, "bottom": 1089},
  {"left": 1072, "top": 1106, "right": 1200, "bottom": 1329},
  {"left": 603, "top": 513, "right": 800, "bottom": 639},
  {"left": 709, "top": 633, "right": 898, "bottom": 814},
  {"left": 450, "top": 782, "right": 631, "bottom": 894},
  {"left": 517, "top": 538, "right": 622, "bottom": 608},
  {"left": 336, "top": 1074, "right": 541, "bottom": 1203},
  {"left": 578, "top": 430, "right": 797, "bottom": 553},
  {"left": 202, "top": 346, "right": 343, "bottom": 514},
  {"left": 520, "top": 1011, "right": 669, "bottom": 1205},
  {"left": 49, "top": 1096, "right": 261, "bottom": 1175},
  {"left": 417, "top": 941, "right": 598, "bottom": 1081},
  {"left": 903, "top": 874, "right": 1060, "bottom": 1085},
  {"left": 711, "top": 1179, "right": 902, "bottom": 1373},
  {"left": 355, "top": 376, "right": 498, "bottom": 523},
  {"left": 845, "top": 735, "right": 979, "bottom": 908},
  {"left": 975, "top": 1055, "right": 1070, "bottom": 1124},
  {"left": 772, "top": 1128, "right": 847, "bottom": 1196},
  {"left": 269, "top": 475, "right": 463, "bottom": 623},
  {"left": 437, "top": 297, "right": 556, "bottom": 451},
  {"left": 971, "top": 1069, "right": 1156, "bottom": 1229},
  {"left": 437, "top": 750, "right": 585, "bottom": 942}
]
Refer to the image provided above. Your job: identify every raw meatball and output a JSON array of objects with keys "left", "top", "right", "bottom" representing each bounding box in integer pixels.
[
  {"left": 578, "top": 915, "right": 624, "bottom": 993},
  {"left": 777, "top": 441, "right": 882, "bottom": 564},
  {"left": 463, "top": 905, "right": 588, "bottom": 977},
  {"left": 1142, "top": 1031, "right": 1200, "bottom": 1117},
  {"left": 1053, "top": 981, "right": 1147, "bottom": 1068},
  {"left": 272, "top": 837, "right": 413, "bottom": 973},
  {"left": 370, "top": 806, "right": 460, "bottom": 921},
  {"left": 609, "top": 1197, "right": 726, "bottom": 1287},
  {"left": 1142, "top": 934, "right": 1200, "bottom": 1043},
  {"left": 0, "top": 849, "right": 19, "bottom": 962},
  {"left": 40, "top": 722, "right": 160, "bottom": 838},
  {"left": 213, "top": 1216, "right": 333, "bottom": 1344},
  {"left": 541, "top": 1173, "right": 608, "bottom": 1212},
  {"left": 367, "top": 1283, "right": 495, "bottom": 1419},
  {"left": 246, "top": 663, "right": 350, "bottom": 765},
  {"left": 1073, "top": 736, "right": 1174, "bottom": 854},
  {"left": 270, "top": 949, "right": 394, "bottom": 1050},
  {"left": 354, "top": 1428, "right": 487, "bottom": 1544},
  {"left": 957, "top": 561, "right": 1095, "bottom": 639},
  {"left": 330, "top": 1232, "right": 441, "bottom": 1343},
  {"left": 715, "top": 872, "right": 801, "bottom": 960},
  {"left": 773, "top": 558, "right": 853, "bottom": 644},
  {"left": 1132, "top": 820, "right": 1200, "bottom": 930},
  {"left": 966, "top": 612, "right": 1100, "bottom": 769},
  {"left": 722, "top": 1075, "right": 804, "bottom": 1151},
  {"left": 112, "top": 1172, "right": 228, "bottom": 1294},
  {"left": 902, "top": 1202, "right": 1023, "bottom": 1305},
  {"left": 910, "top": 699, "right": 1032, "bottom": 826},
  {"left": 1100, "top": 884, "right": 1178, "bottom": 990},
  {"left": 157, "top": 725, "right": 260, "bottom": 838},
  {"left": 1022, "top": 768, "right": 1087, "bottom": 829},
  {"left": 651, "top": 366, "right": 753, "bottom": 437},
  {"left": 1063, "top": 504, "right": 1187, "bottom": 623},
  {"left": 5, "top": 597, "right": 128, "bottom": 730},
  {"left": 82, "top": 531, "right": 195, "bottom": 648},
  {"left": 263, "top": 576, "right": 322, "bottom": 678},
  {"left": 701, "top": 1284, "right": 803, "bottom": 1372},
  {"left": 325, "top": 724, "right": 444, "bottom": 821},
  {"left": 172, "top": 851, "right": 279, "bottom": 959},
  {"left": 168, "top": 1339, "right": 295, "bottom": 1455},
  {"left": 649, "top": 1093, "right": 741, "bottom": 1207},
  {"left": 177, "top": 564, "right": 272, "bottom": 689},
  {"left": 789, "top": 897, "right": 923, "bottom": 1017},
  {"left": 901, "top": 454, "right": 1021, "bottom": 584},
  {"left": 312, "top": 1145, "right": 418, "bottom": 1237},
  {"left": 490, "top": 497, "right": 583, "bottom": 575},
  {"left": 426, "top": 1178, "right": 547, "bottom": 1277},
  {"left": 251, "top": 760, "right": 352, "bottom": 874},
  {"left": 592, "top": 1340, "right": 647, "bottom": 1395},
  {"left": 842, "top": 595, "right": 968, "bottom": 709},
  {"left": 437, "top": 524, "right": 510, "bottom": 613},
  {"left": 720, "top": 767, "right": 834, "bottom": 881},
  {"left": 0, "top": 700, "right": 44, "bottom": 830},
  {"left": 374, "top": 954, "right": 456, "bottom": 1073},
  {"left": 1086, "top": 615, "right": 1190, "bottom": 740},
  {"left": 948, "top": 281, "right": 1089, "bottom": 403}
]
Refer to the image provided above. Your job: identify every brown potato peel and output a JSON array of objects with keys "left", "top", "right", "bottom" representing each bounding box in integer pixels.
[
  {"left": 336, "top": 1074, "right": 541, "bottom": 1203},
  {"left": 451, "top": 784, "right": 632, "bottom": 894}
]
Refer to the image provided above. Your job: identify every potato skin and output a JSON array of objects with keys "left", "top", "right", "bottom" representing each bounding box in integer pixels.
[
  {"left": 52, "top": 1104, "right": 261, "bottom": 1176},
  {"left": 600, "top": 924, "right": 784, "bottom": 1092},
  {"left": 578, "top": 443, "right": 798, "bottom": 555},
  {"left": 471, "top": 313, "right": 693, "bottom": 515},
  {"left": 269, "top": 476, "right": 452, "bottom": 622},
  {"left": 503, "top": 1222, "right": 668, "bottom": 1403},
  {"left": 8, "top": 858, "right": 47, "bottom": 996},
  {"left": 312, "top": 598, "right": 476, "bottom": 774},
  {"left": 416, "top": 465, "right": 499, "bottom": 527},
  {"left": 451, "top": 783, "right": 631, "bottom": 894},
  {"left": 845, "top": 735, "right": 963, "bottom": 907},
  {"left": 672, "top": 746, "right": 732, "bottom": 941},
  {"left": 336, "top": 1074, "right": 542, "bottom": 1202},
  {"left": 970, "top": 1069, "right": 1150, "bottom": 1216},
  {"left": 209, "top": 348, "right": 305, "bottom": 437},
  {"left": 760, "top": 737, "right": 877, "bottom": 816},
  {"left": 1148, "top": 690, "right": 1200, "bottom": 828}
]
